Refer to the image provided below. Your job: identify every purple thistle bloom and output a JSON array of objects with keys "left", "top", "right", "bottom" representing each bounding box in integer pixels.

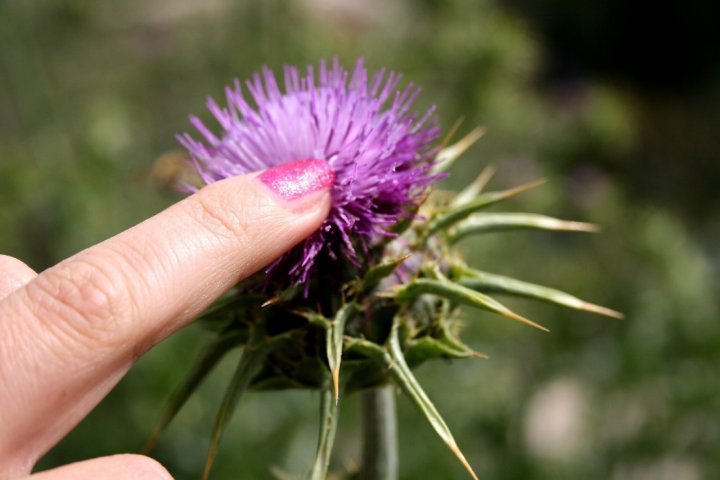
[{"left": 179, "top": 58, "right": 441, "bottom": 288}]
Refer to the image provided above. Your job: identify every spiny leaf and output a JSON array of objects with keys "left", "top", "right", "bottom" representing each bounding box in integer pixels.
[
  {"left": 384, "top": 325, "right": 479, "bottom": 480},
  {"left": 404, "top": 336, "right": 486, "bottom": 366},
  {"left": 262, "top": 285, "right": 303, "bottom": 307},
  {"left": 438, "top": 116, "right": 465, "bottom": 150},
  {"left": 451, "top": 164, "right": 496, "bottom": 207},
  {"left": 361, "top": 255, "right": 412, "bottom": 294},
  {"left": 449, "top": 212, "right": 599, "bottom": 243},
  {"left": 344, "top": 336, "right": 387, "bottom": 361},
  {"left": 394, "top": 278, "right": 549, "bottom": 332},
  {"left": 143, "top": 332, "right": 242, "bottom": 454},
  {"left": 434, "top": 312, "right": 484, "bottom": 356},
  {"left": 327, "top": 303, "right": 359, "bottom": 403},
  {"left": 293, "top": 308, "right": 330, "bottom": 328},
  {"left": 432, "top": 126, "right": 486, "bottom": 174},
  {"left": 404, "top": 310, "right": 487, "bottom": 365},
  {"left": 427, "top": 179, "right": 546, "bottom": 235},
  {"left": 202, "top": 329, "right": 275, "bottom": 480},
  {"left": 308, "top": 381, "right": 340, "bottom": 480},
  {"left": 262, "top": 296, "right": 281, "bottom": 308},
  {"left": 457, "top": 268, "right": 624, "bottom": 319}
]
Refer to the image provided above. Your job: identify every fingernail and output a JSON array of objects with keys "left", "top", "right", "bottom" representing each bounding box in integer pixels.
[{"left": 259, "top": 159, "right": 334, "bottom": 202}]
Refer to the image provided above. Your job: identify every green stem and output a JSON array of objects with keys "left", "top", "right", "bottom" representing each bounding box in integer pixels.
[
  {"left": 309, "top": 382, "right": 340, "bottom": 480},
  {"left": 362, "top": 385, "right": 398, "bottom": 480}
]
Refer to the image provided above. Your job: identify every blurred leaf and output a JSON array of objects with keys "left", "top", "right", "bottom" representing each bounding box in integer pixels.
[
  {"left": 432, "top": 126, "right": 486, "bottom": 174},
  {"left": 143, "top": 331, "right": 243, "bottom": 454},
  {"left": 450, "top": 164, "right": 496, "bottom": 207},
  {"left": 203, "top": 326, "right": 278, "bottom": 480}
]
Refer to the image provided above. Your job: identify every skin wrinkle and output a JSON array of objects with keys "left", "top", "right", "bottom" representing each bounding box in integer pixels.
[
  {"left": 24, "top": 257, "right": 135, "bottom": 361},
  {"left": 108, "top": 244, "right": 173, "bottom": 362},
  {"left": 109, "top": 230, "right": 171, "bottom": 301},
  {"left": 191, "top": 188, "right": 257, "bottom": 249},
  {"left": 130, "top": 212, "right": 225, "bottom": 326},
  {"left": 87, "top": 249, "right": 161, "bottom": 363},
  {"left": 100, "top": 230, "right": 219, "bottom": 360},
  {"left": 103, "top": 237, "right": 168, "bottom": 321}
]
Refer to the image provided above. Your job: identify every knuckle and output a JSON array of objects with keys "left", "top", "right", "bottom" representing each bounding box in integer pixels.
[
  {"left": 26, "top": 256, "right": 134, "bottom": 348},
  {"left": 189, "top": 190, "right": 253, "bottom": 246}
]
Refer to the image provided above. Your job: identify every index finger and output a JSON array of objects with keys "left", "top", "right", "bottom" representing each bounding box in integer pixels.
[{"left": 0, "top": 159, "right": 333, "bottom": 474}]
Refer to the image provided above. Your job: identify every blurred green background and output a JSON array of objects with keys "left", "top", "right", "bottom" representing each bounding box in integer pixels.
[{"left": 2, "top": 0, "right": 719, "bottom": 478}]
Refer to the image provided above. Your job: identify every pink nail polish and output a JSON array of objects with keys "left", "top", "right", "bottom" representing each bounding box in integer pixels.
[{"left": 259, "top": 159, "right": 334, "bottom": 202}]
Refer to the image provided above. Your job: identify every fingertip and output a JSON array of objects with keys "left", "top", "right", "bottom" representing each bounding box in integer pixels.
[
  {"left": 256, "top": 158, "right": 335, "bottom": 208},
  {"left": 181, "top": 168, "right": 332, "bottom": 278}
]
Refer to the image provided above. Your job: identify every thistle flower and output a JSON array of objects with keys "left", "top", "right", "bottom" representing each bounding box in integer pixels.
[
  {"left": 148, "top": 58, "right": 621, "bottom": 480},
  {"left": 179, "top": 58, "right": 440, "bottom": 288}
]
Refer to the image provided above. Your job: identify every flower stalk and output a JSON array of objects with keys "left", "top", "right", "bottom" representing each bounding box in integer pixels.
[{"left": 362, "top": 385, "right": 398, "bottom": 480}]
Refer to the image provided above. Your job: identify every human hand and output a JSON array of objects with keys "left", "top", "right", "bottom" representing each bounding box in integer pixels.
[{"left": 0, "top": 160, "right": 333, "bottom": 479}]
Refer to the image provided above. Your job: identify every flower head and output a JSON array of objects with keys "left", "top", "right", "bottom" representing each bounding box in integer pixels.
[
  {"left": 180, "top": 58, "right": 440, "bottom": 288},
  {"left": 160, "top": 59, "right": 622, "bottom": 480}
]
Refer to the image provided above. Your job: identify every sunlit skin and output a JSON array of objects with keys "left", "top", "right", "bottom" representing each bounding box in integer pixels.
[{"left": 0, "top": 164, "right": 332, "bottom": 480}]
